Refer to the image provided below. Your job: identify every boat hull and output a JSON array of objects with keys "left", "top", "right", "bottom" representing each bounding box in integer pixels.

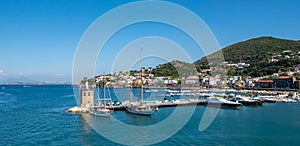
[
  {"left": 90, "top": 112, "right": 111, "bottom": 117},
  {"left": 263, "top": 98, "right": 277, "bottom": 103},
  {"left": 90, "top": 108, "right": 112, "bottom": 117},
  {"left": 232, "top": 100, "right": 263, "bottom": 106},
  {"left": 204, "top": 102, "right": 241, "bottom": 108},
  {"left": 125, "top": 107, "right": 153, "bottom": 116}
]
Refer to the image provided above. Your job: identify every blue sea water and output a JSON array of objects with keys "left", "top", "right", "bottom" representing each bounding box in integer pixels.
[{"left": 0, "top": 85, "right": 299, "bottom": 145}]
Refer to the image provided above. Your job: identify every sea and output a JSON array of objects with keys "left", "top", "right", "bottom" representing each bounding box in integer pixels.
[{"left": 0, "top": 85, "right": 299, "bottom": 145}]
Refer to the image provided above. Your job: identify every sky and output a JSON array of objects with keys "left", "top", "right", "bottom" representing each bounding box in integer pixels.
[{"left": 0, "top": 0, "right": 299, "bottom": 82}]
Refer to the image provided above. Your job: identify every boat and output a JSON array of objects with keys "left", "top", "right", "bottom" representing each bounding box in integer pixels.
[
  {"left": 259, "top": 95, "right": 277, "bottom": 103},
  {"left": 125, "top": 46, "right": 157, "bottom": 116},
  {"left": 90, "top": 84, "right": 113, "bottom": 117},
  {"left": 231, "top": 95, "right": 263, "bottom": 105},
  {"left": 282, "top": 98, "right": 297, "bottom": 103},
  {"left": 126, "top": 104, "right": 155, "bottom": 116},
  {"left": 205, "top": 96, "right": 242, "bottom": 108},
  {"left": 263, "top": 98, "right": 277, "bottom": 103},
  {"left": 90, "top": 107, "right": 112, "bottom": 117}
]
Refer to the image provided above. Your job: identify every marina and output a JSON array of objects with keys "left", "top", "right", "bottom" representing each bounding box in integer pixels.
[{"left": 66, "top": 86, "right": 300, "bottom": 113}]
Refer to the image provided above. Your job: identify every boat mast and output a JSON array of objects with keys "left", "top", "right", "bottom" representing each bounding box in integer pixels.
[
  {"left": 103, "top": 84, "right": 106, "bottom": 108},
  {"left": 97, "top": 87, "right": 100, "bottom": 106},
  {"left": 140, "top": 46, "right": 144, "bottom": 105},
  {"left": 130, "top": 81, "right": 132, "bottom": 103}
]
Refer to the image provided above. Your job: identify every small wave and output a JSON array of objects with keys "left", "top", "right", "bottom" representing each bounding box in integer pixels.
[{"left": 61, "top": 94, "right": 74, "bottom": 98}]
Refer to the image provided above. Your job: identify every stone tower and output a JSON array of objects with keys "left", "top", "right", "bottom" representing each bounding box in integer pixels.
[{"left": 80, "top": 88, "right": 94, "bottom": 108}]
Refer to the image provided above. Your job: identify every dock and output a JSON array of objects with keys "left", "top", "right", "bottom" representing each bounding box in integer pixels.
[{"left": 66, "top": 99, "right": 206, "bottom": 113}]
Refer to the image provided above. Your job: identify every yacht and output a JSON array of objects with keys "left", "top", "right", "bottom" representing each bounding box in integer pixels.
[
  {"left": 282, "top": 98, "right": 297, "bottom": 103},
  {"left": 259, "top": 95, "right": 277, "bottom": 103},
  {"left": 125, "top": 46, "right": 157, "bottom": 116},
  {"left": 205, "top": 96, "right": 242, "bottom": 108},
  {"left": 90, "top": 107, "right": 112, "bottom": 117},
  {"left": 90, "top": 84, "right": 113, "bottom": 117},
  {"left": 231, "top": 95, "right": 262, "bottom": 105}
]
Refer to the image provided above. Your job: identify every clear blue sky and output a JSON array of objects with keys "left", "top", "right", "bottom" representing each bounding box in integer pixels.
[{"left": 0, "top": 0, "right": 299, "bottom": 82}]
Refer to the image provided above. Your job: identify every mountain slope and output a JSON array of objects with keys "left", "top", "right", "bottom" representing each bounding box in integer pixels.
[
  {"left": 194, "top": 37, "right": 300, "bottom": 77},
  {"left": 153, "top": 37, "right": 300, "bottom": 78},
  {"left": 195, "top": 37, "right": 300, "bottom": 64}
]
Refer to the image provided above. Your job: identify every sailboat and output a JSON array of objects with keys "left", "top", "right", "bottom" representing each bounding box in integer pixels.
[
  {"left": 90, "top": 83, "right": 113, "bottom": 117},
  {"left": 125, "top": 46, "right": 157, "bottom": 116}
]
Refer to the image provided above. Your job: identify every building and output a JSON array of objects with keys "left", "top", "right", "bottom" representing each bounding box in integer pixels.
[
  {"left": 273, "top": 76, "right": 295, "bottom": 89},
  {"left": 254, "top": 80, "right": 273, "bottom": 88},
  {"left": 246, "top": 80, "right": 254, "bottom": 89},
  {"left": 185, "top": 76, "right": 199, "bottom": 84},
  {"left": 80, "top": 88, "right": 94, "bottom": 108},
  {"left": 295, "top": 64, "right": 300, "bottom": 72},
  {"left": 294, "top": 80, "right": 300, "bottom": 89}
]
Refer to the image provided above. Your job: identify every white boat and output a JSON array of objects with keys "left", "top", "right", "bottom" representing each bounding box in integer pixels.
[
  {"left": 231, "top": 95, "right": 263, "bottom": 105},
  {"left": 126, "top": 104, "right": 155, "bottom": 116},
  {"left": 282, "top": 98, "right": 297, "bottom": 103},
  {"left": 125, "top": 46, "right": 157, "bottom": 116},
  {"left": 206, "top": 96, "right": 241, "bottom": 108},
  {"left": 259, "top": 96, "right": 277, "bottom": 103},
  {"left": 90, "top": 107, "right": 112, "bottom": 117},
  {"left": 90, "top": 84, "right": 113, "bottom": 117}
]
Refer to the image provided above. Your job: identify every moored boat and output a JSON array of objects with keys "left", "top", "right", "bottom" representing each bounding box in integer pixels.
[
  {"left": 125, "top": 104, "right": 155, "bottom": 116},
  {"left": 259, "top": 96, "right": 277, "bottom": 103},
  {"left": 90, "top": 84, "right": 113, "bottom": 117},
  {"left": 282, "top": 98, "right": 297, "bottom": 103},
  {"left": 231, "top": 95, "right": 263, "bottom": 106},
  {"left": 90, "top": 107, "right": 112, "bottom": 117},
  {"left": 125, "top": 46, "right": 157, "bottom": 116},
  {"left": 205, "top": 96, "right": 242, "bottom": 108}
]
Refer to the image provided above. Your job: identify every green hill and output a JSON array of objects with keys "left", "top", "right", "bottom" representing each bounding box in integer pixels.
[
  {"left": 151, "top": 60, "right": 197, "bottom": 78},
  {"left": 156, "top": 37, "right": 300, "bottom": 78},
  {"left": 198, "top": 36, "right": 300, "bottom": 64},
  {"left": 197, "top": 36, "right": 300, "bottom": 77}
]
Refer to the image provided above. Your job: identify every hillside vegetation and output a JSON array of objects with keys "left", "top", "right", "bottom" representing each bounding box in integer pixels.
[{"left": 156, "top": 37, "right": 300, "bottom": 77}]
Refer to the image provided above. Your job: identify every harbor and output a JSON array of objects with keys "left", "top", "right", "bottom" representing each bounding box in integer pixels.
[
  {"left": 66, "top": 86, "right": 300, "bottom": 113},
  {"left": 1, "top": 84, "right": 299, "bottom": 145}
]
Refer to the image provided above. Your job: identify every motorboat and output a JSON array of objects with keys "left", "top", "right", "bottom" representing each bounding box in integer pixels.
[
  {"left": 259, "top": 96, "right": 277, "bottom": 103},
  {"left": 231, "top": 95, "right": 262, "bottom": 105},
  {"left": 205, "top": 96, "right": 241, "bottom": 108},
  {"left": 90, "top": 107, "right": 112, "bottom": 117},
  {"left": 282, "top": 98, "right": 297, "bottom": 103}
]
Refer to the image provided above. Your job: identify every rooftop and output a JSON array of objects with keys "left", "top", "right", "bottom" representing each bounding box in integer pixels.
[
  {"left": 278, "top": 76, "right": 292, "bottom": 79},
  {"left": 256, "top": 80, "right": 273, "bottom": 83}
]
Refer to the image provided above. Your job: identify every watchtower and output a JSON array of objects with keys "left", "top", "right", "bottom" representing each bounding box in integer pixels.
[{"left": 80, "top": 88, "right": 94, "bottom": 108}]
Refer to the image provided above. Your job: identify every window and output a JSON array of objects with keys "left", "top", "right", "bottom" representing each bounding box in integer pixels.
[
  {"left": 83, "top": 92, "right": 86, "bottom": 96},
  {"left": 88, "top": 92, "right": 90, "bottom": 96}
]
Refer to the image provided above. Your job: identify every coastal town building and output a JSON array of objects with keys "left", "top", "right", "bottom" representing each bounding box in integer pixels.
[
  {"left": 225, "top": 63, "right": 250, "bottom": 69},
  {"left": 274, "top": 76, "right": 295, "bottom": 89},
  {"left": 254, "top": 80, "right": 273, "bottom": 88},
  {"left": 246, "top": 80, "right": 254, "bottom": 89},
  {"left": 253, "top": 76, "right": 300, "bottom": 90},
  {"left": 294, "top": 80, "right": 300, "bottom": 89},
  {"left": 185, "top": 76, "right": 199, "bottom": 84},
  {"left": 91, "top": 69, "right": 300, "bottom": 90}
]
